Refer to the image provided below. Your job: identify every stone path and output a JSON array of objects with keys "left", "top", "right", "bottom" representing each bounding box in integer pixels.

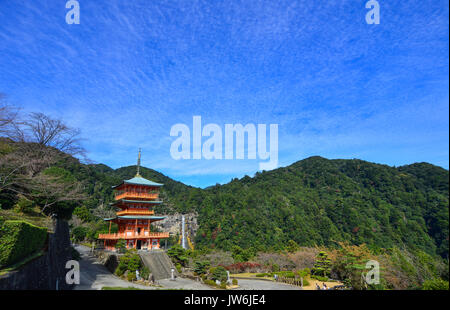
[
  {"left": 74, "top": 245, "right": 154, "bottom": 290},
  {"left": 74, "top": 245, "right": 303, "bottom": 290},
  {"left": 74, "top": 245, "right": 212, "bottom": 290}
]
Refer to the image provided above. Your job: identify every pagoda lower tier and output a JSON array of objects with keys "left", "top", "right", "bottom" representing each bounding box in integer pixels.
[{"left": 98, "top": 215, "right": 169, "bottom": 251}]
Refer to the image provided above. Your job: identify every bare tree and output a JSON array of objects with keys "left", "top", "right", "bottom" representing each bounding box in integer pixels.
[
  {"left": 92, "top": 200, "right": 117, "bottom": 219},
  {"left": 13, "top": 112, "right": 86, "bottom": 157},
  {"left": 0, "top": 139, "right": 86, "bottom": 218},
  {"left": 0, "top": 142, "right": 62, "bottom": 193},
  {"left": 1, "top": 100, "right": 88, "bottom": 216},
  {"left": 0, "top": 145, "right": 86, "bottom": 215},
  {"left": 25, "top": 172, "right": 86, "bottom": 217},
  {"left": 0, "top": 93, "right": 19, "bottom": 137}
]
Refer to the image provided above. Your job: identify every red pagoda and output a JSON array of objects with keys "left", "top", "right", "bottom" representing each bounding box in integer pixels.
[{"left": 98, "top": 150, "right": 169, "bottom": 251}]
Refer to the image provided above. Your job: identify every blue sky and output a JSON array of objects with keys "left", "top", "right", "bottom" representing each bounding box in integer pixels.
[{"left": 0, "top": 0, "right": 448, "bottom": 188}]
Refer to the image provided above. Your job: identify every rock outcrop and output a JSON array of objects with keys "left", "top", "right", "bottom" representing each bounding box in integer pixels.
[{"left": 154, "top": 213, "right": 198, "bottom": 237}]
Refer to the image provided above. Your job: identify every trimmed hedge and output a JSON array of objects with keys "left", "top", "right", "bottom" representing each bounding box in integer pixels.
[{"left": 0, "top": 220, "right": 48, "bottom": 268}]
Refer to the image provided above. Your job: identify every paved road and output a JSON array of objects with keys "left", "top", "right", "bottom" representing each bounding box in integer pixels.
[
  {"left": 74, "top": 245, "right": 212, "bottom": 290},
  {"left": 158, "top": 278, "right": 213, "bottom": 290},
  {"left": 74, "top": 245, "right": 302, "bottom": 290},
  {"left": 74, "top": 245, "right": 155, "bottom": 290},
  {"left": 234, "top": 279, "right": 302, "bottom": 290}
]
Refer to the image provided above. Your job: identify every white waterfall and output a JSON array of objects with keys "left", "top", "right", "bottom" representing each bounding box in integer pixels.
[{"left": 181, "top": 215, "right": 186, "bottom": 249}]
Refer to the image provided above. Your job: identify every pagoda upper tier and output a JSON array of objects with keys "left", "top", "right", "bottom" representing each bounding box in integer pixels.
[{"left": 112, "top": 175, "right": 163, "bottom": 202}]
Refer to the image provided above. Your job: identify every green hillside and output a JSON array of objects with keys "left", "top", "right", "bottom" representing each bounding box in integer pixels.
[
  {"left": 69, "top": 155, "right": 448, "bottom": 258},
  {"left": 1, "top": 139, "right": 448, "bottom": 258},
  {"left": 194, "top": 157, "right": 449, "bottom": 257}
]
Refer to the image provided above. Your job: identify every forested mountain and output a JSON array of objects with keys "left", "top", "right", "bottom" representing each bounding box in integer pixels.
[
  {"left": 65, "top": 154, "right": 448, "bottom": 258},
  {"left": 194, "top": 157, "right": 449, "bottom": 258},
  {"left": 1, "top": 139, "right": 448, "bottom": 258}
]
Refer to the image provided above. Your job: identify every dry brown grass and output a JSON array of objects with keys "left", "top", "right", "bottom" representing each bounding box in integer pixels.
[
  {"left": 287, "top": 247, "right": 321, "bottom": 270},
  {"left": 302, "top": 277, "right": 343, "bottom": 290},
  {"left": 254, "top": 252, "right": 296, "bottom": 271}
]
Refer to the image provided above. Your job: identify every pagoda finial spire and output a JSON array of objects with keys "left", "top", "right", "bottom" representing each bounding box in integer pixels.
[{"left": 136, "top": 148, "right": 142, "bottom": 177}]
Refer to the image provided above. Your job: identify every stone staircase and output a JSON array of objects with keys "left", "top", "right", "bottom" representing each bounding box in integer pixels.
[{"left": 139, "top": 250, "right": 177, "bottom": 280}]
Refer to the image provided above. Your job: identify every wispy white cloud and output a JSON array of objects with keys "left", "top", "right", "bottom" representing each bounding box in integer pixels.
[{"left": 0, "top": 0, "right": 448, "bottom": 187}]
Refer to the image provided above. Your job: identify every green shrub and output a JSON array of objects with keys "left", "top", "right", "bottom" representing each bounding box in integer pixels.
[
  {"left": 422, "top": 278, "right": 449, "bottom": 290},
  {"left": 116, "top": 239, "right": 127, "bottom": 253},
  {"left": 140, "top": 266, "right": 150, "bottom": 280},
  {"left": 0, "top": 141, "right": 14, "bottom": 156},
  {"left": 220, "top": 282, "right": 227, "bottom": 289},
  {"left": 14, "top": 196, "right": 35, "bottom": 214},
  {"left": 127, "top": 251, "right": 141, "bottom": 272},
  {"left": 204, "top": 279, "right": 216, "bottom": 286},
  {"left": 115, "top": 249, "right": 142, "bottom": 276},
  {"left": 232, "top": 278, "right": 238, "bottom": 285},
  {"left": 115, "top": 264, "right": 126, "bottom": 276},
  {"left": 297, "top": 268, "right": 311, "bottom": 278},
  {"left": 212, "top": 266, "right": 228, "bottom": 283},
  {"left": 127, "top": 272, "right": 136, "bottom": 282},
  {"left": 311, "top": 274, "right": 329, "bottom": 282},
  {"left": 194, "top": 260, "right": 210, "bottom": 275},
  {"left": 275, "top": 271, "right": 296, "bottom": 278},
  {"left": 176, "top": 263, "right": 182, "bottom": 273},
  {"left": 167, "top": 244, "right": 188, "bottom": 266},
  {"left": 71, "top": 226, "right": 89, "bottom": 242},
  {"left": 0, "top": 220, "right": 47, "bottom": 267}
]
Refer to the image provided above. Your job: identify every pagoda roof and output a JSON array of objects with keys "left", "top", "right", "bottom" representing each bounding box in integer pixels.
[
  {"left": 110, "top": 199, "right": 163, "bottom": 206},
  {"left": 104, "top": 215, "right": 166, "bottom": 221},
  {"left": 112, "top": 175, "right": 163, "bottom": 189}
]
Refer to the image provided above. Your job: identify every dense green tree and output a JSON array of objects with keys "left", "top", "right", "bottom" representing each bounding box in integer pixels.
[
  {"left": 211, "top": 266, "right": 228, "bottom": 283},
  {"left": 72, "top": 206, "right": 92, "bottom": 222},
  {"left": 115, "top": 249, "right": 142, "bottom": 276},
  {"left": 167, "top": 244, "right": 189, "bottom": 266},
  {"left": 312, "top": 251, "right": 332, "bottom": 278},
  {"left": 194, "top": 261, "right": 211, "bottom": 275},
  {"left": 72, "top": 226, "right": 89, "bottom": 242},
  {"left": 286, "top": 240, "right": 299, "bottom": 253}
]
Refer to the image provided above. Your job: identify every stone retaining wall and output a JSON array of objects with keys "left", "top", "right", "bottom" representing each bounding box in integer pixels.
[{"left": 0, "top": 219, "right": 74, "bottom": 290}]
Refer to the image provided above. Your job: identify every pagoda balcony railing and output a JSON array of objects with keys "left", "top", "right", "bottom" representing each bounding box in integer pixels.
[
  {"left": 98, "top": 232, "right": 169, "bottom": 240},
  {"left": 116, "top": 209, "right": 155, "bottom": 216},
  {"left": 115, "top": 192, "right": 159, "bottom": 201}
]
